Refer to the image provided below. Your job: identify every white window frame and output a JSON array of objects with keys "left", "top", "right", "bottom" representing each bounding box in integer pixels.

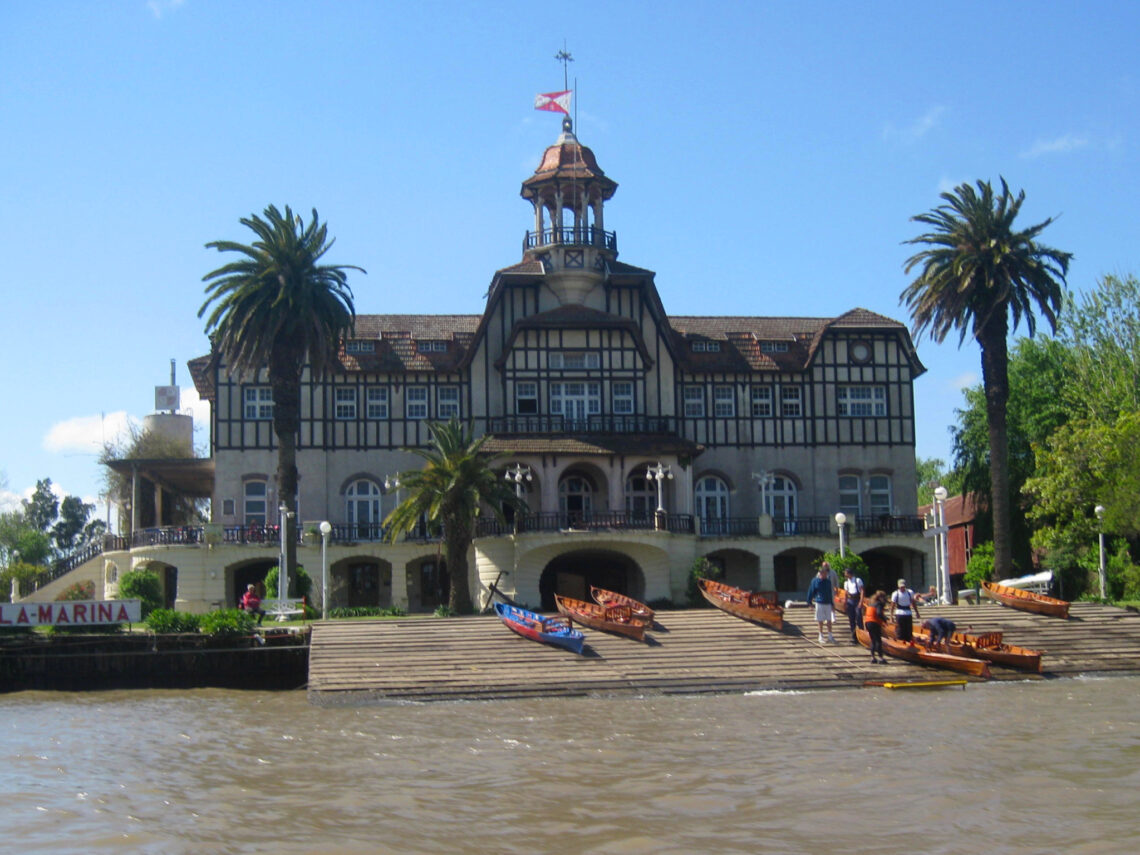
[
  {"left": 334, "top": 387, "right": 357, "bottom": 420},
  {"left": 780, "top": 385, "right": 802, "bottom": 417},
  {"left": 243, "top": 386, "right": 274, "bottom": 420},
  {"left": 549, "top": 351, "right": 600, "bottom": 370},
  {"left": 751, "top": 385, "right": 772, "bottom": 417},
  {"left": 612, "top": 381, "right": 634, "bottom": 415},
  {"left": 550, "top": 382, "right": 601, "bottom": 420},
  {"left": 760, "top": 341, "right": 789, "bottom": 353},
  {"left": 515, "top": 381, "right": 538, "bottom": 415},
  {"left": 437, "top": 385, "right": 460, "bottom": 419},
  {"left": 838, "top": 385, "right": 887, "bottom": 417},
  {"left": 683, "top": 385, "right": 705, "bottom": 417},
  {"left": 763, "top": 475, "right": 798, "bottom": 520},
  {"left": 695, "top": 476, "right": 730, "bottom": 529},
  {"left": 366, "top": 386, "right": 389, "bottom": 419},
  {"left": 869, "top": 474, "right": 892, "bottom": 516},
  {"left": 417, "top": 340, "right": 448, "bottom": 353},
  {"left": 839, "top": 475, "right": 861, "bottom": 517},
  {"left": 406, "top": 385, "right": 428, "bottom": 419},
  {"left": 243, "top": 479, "right": 268, "bottom": 525},
  {"left": 345, "top": 340, "right": 375, "bottom": 354},
  {"left": 713, "top": 385, "right": 735, "bottom": 417}
]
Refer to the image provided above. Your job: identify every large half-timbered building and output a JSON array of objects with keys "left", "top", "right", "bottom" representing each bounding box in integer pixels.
[{"left": 92, "top": 115, "right": 935, "bottom": 614}]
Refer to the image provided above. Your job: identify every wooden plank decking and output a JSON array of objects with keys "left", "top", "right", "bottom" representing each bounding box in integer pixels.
[{"left": 307, "top": 602, "right": 1140, "bottom": 704}]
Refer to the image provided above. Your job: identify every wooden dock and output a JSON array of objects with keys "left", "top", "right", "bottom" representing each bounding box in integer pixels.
[{"left": 307, "top": 602, "right": 1140, "bottom": 704}]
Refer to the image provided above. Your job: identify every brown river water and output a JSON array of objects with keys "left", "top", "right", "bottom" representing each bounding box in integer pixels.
[{"left": 2, "top": 677, "right": 1138, "bottom": 854}]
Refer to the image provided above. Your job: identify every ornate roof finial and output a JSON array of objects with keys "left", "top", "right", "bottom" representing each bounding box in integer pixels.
[{"left": 555, "top": 43, "right": 573, "bottom": 92}]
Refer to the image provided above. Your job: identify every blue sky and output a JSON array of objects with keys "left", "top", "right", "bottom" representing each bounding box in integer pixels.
[{"left": 2, "top": 0, "right": 1138, "bottom": 519}]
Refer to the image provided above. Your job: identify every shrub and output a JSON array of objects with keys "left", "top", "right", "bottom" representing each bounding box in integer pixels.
[
  {"left": 199, "top": 608, "right": 256, "bottom": 636},
  {"left": 146, "top": 608, "right": 202, "bottom": 634},
  {"left": 687, "top": 557, "right": 723, "bottom": 606},
  {"left": 963, "top": 543, "right": 995, "bottom": 590},
  {"left": 434, "top": 604, "right": 456, "bottom": 618},
  {"left": 263, "top": 565, "right": 313, "bottom": 600},
  {"left": 816, "top": 551, "right": 870, "bottom": 579},
  {"left": 117, "top": 569, "right": 163, "bottom": 617},
  {"left": 56, "top": 580, "right": 96, "bottom": 601},
  {"left": 328, "top": 605, "right": 408, "bottom": 618}
]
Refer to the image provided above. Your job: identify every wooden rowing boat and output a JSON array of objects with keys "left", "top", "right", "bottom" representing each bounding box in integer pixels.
[
  {"left": 982, "top": 580, "right": 1070, "bottom": 619},
  {"left": 494, "top": 603, "right": 585, "bottom": 654},
  {"left": 697, "top": 578, "right": 784, "bottom": 630},
  {"left": 590, "top": 586, "right": 655, "bottom": 622},
  {"left": 555, "top": 594, "right": 649, "bottom": 641},
  {"left": 856, "top": 627, "right": 991, "bottom": 678},
  {"left": 884, "top": 623, "right": 1043, "bottom": 672}
]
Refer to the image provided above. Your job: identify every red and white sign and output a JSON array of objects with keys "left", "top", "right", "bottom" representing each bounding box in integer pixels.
[
  {"left": 534, "top": 90, "right": 572, "bottom": 115},
  {"left": 0, "top": 600, "right": 141, "bottom": 627}
]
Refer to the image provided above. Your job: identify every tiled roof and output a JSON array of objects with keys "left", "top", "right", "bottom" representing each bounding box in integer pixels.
[{"left": 340, "top": 314, "right": 481, "bottom": 373}]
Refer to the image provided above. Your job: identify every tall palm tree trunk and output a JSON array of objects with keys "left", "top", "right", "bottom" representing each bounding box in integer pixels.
[
  {"left": 271, "top": 362, "right": 302, "bottom": 585},
  {"left": 444, "top": 519, "right": 474, "bottom": 614},
  {"left": 979, "top": 316, "right": 1013, "bottom": 580}
]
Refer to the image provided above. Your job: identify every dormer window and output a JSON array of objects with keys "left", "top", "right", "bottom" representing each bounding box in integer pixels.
[
  {"left": 760, "top": 341, "right": 789, "bottom": 353},
  {"left": 346, "top": 340, "right": 376, "bottom": 354},
  {"left": 691, "top": 340, "right": 721, "bottom": 352},
  {"left": 417, "top": 340, "right": 448, "bottom": 353}
]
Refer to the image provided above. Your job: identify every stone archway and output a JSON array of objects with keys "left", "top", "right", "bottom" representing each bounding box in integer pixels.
[{"left": 538, "top": 549, "right": 645, "bottom": 611}]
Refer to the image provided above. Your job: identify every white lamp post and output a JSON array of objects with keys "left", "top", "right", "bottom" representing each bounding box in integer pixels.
[
  {"left": 319, "top": 520, "right": 332, "bottom": 620},
  {"left": 504, "top": 463, "right": 533, "bottom": 499},
  {"left": 933, "top": 486, "right": 950, "bottom": 604},
  {"left": 646, "top": 462, "right": 673, "bottom": 513},
  {"left": 384, "top": 473, "right": 402, "bottom": 516},
  {"left": 1095, "top": 504, "right": 1106, "bottom": 599},
  {"left": 834, "top": 512, "right": 847, "bottom": 557},
  {"left": 752, "top": 470, "right": 775, "bottom": 514},
  {"left": 9, "top": 550, "right": 19, "bottom": 602}
]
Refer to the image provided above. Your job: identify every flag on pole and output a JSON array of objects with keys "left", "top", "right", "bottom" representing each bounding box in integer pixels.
[{"left": 534, "top": 90, "right": 572, "bottom": 115}]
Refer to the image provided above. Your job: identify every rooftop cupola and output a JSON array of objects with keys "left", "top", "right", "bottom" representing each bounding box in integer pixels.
[{"left": 521, "top": 116, "right": 618, "bottom": 304}]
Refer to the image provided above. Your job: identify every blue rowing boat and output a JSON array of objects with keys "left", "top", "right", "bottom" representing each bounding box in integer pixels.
[{"left": 495, "top": 603, "right": 585, "bottom": 654}]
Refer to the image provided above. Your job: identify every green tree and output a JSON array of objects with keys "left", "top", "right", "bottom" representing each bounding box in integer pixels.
[
  {"left": 117, "top": 568, "right": 163, "bottom": 617},
  {"left": 915, "top": 456, "right": 946, "bottom": 496},
  {"left": 53, "top": 495, "right": 95, "bottom": 554},
  {"left": 0, "top": 509, "right": 52, "bottom": 568},
  {"left": 385, "top": 420, "right": 521, "bottom": 614},
  {"left": 902, "top": 178, "right": 1072, "bottom": 581},
  {"left": 200, "top": 205, "right": 362, "bottom": 583},
  {"left": 23, "top": 478, "right": 58, "bottom": 532},
  {"left": 950, "top": 336, "right": 1074, "bottom": 568}
]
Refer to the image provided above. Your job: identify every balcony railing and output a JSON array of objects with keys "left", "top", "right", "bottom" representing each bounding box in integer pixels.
[
  {"left": 524, "top": 226, "right": 617, "bottom": 252},
  {"left": 488, "top": 414, "right": 676, "bottom": 436},
  {"left": 855, "top": 515, "right": 926, "bottom": 534},
  {"left": 475, "top": 512, "right": 694, "bottom": 537}
]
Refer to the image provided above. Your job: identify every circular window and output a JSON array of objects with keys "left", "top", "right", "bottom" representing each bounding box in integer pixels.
[{"left": 850, "top": 341, "right": 872, "bottom": 364}]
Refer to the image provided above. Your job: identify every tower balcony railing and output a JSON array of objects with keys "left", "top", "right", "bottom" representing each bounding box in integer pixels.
[
  {"left": 475, "top": 511, "right": 694, "bottom": 537},
  {"left": 488, "top": 414, "right": 676, "bottom": 436},
  {"left": 524, "top": 226, "right": 617, "bottom": 252}
]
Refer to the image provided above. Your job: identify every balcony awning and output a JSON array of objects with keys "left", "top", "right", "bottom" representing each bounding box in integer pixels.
[{"left": 104, "top": 457, "right": 215, "bottom": 498}]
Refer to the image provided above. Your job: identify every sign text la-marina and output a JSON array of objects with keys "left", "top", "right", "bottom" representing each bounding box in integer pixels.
[{"left": 0, "top": 600, "right": 142, "bottom": 627}]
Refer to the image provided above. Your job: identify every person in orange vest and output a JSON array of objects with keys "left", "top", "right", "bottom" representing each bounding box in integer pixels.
[{"left": 863, "top": 590, "right": 887, "bottom": 664}]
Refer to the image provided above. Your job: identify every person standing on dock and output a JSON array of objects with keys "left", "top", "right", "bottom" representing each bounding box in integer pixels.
[
  {"left": 842, "top": 567, "right": 865, "bottom": 643},
  {"left": 806, "top": 564, "right": 836, "bottom": 644},
  {"left": 890, "top": 579, "right": 920, "bottom": 642},
  {"left": 863, "top": 590, "right": 888, "bottom": 663}
]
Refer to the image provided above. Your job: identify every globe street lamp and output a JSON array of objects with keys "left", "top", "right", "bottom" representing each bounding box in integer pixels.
[
  {"left": 646, "top": 462, "right": 673, "bottom": 514},
  {"left": 834, "top": 512, "right": 847, "bottom": 557},
  {"left": 384, "top": 473, "right": 402, "bottom": 519},
  {"left": 504, "top": 463, "right": 533, "bottom": 499},
  {"left": 934, "top": 486, "right": 950, "bottom": 604},
  {"left": 1095, "top": 504, "right": 1106, "bottom": 599},
  {"left": 319, "top": 520, "right": 332, "bottom": 620}
]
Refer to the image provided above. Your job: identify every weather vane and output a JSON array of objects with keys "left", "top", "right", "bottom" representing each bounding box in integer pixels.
[{"left": 555, "top": 43, "right": 573, "bottom": 92}]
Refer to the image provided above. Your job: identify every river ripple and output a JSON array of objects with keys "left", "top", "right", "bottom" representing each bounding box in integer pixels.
[{"left": 2, "top": 677, "right": 1138, "bottom": 854}]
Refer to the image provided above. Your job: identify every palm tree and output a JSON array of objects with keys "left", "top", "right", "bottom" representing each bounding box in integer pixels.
[
  {"left": 385, "top": 419, "right": 523, "bottom": 614},
  {"left": 200, "top": 204, "right": 363, "bottom": 582},
  {"left": 901, "top": 178, "right": 1071, "bottom": 580}
]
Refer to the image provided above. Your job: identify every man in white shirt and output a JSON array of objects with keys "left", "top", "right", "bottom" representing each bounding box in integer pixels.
[
  {"left": 890, "top": 579, "right": 921, "bottom": 642},
  {"left": 842, "top": 568, "right": 865, "bottom": 643}
]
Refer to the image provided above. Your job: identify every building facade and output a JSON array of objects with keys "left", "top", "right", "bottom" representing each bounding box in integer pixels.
[{"left": 87, "top": 116, "right": 935, "bottom": 614}]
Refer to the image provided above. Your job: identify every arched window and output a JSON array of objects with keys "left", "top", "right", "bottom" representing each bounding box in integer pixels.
[
  {"left": 763, "top": 476, "right": 798, "bottom": 521},
  {"left": 559, "top": 474, "right": 594, "bottom": 526},
  {"left": 243, "top": 479, "right": 268, "bottom": 525},
  {"left": 869, "top": 475, "right": 892, "bottom": 516},
  {"left": 625, "top": 472, "right": 655, "bottom": 523},
  {"left": 838, "top": 475, "right": 861, "bottom": 517},
  {"left": 695, "top": 476, "right": 730, "bottom": 534},
  {"left": 346, "top": 478, "right": 383, "bottom": 540}
]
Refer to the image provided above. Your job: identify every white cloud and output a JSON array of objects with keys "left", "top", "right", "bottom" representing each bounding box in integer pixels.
[
  {"left": 883, "top": 106, "right": 947, "bottom": 145},
  {"left": 147, "top": 0, "right": 185, "bottom": 19},
  {"left": 951, "top": 372, "right": 978, "bottom": 391},
  {"left": 1019, "top": 134, "right": 1090, "bottom": 159},
  {"left": 43, "top": 411, "right": 134, "bottom": 456}
]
